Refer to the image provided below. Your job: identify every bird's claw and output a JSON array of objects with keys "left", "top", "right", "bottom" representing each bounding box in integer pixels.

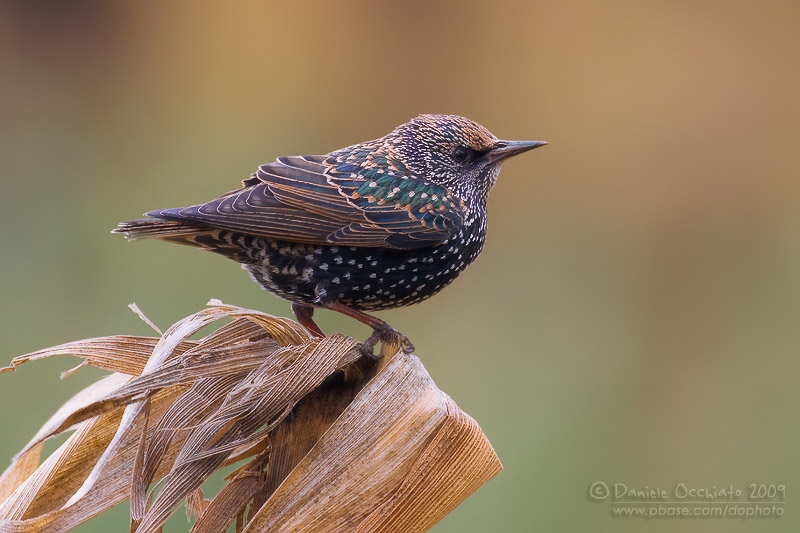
[
  {"left": 358, "top": 325, "right": 414, "bottom": 359},
  {"left": 396, "top": 334, "right": 415, "bottom": 354}
]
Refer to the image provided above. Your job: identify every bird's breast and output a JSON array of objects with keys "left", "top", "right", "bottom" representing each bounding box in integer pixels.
[{"left": 240, "top": 220, "right": 487, "bottom": 312}]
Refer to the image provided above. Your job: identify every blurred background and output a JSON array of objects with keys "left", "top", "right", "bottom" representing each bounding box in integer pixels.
[{"left": 1, "top": 1, "right": 799, "bottom": 531}]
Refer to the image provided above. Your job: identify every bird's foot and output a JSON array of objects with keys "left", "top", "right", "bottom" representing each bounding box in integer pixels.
[
  {"left": 321, "top": 301, "right": 414, "bottom": 357},
  {"left": 358, "top": 325, "right": 414, "bottom": 358}
]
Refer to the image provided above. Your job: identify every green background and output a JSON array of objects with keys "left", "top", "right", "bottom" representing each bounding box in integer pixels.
[{"left": 1, "top": 1, "right": 798, "bottom": 531}]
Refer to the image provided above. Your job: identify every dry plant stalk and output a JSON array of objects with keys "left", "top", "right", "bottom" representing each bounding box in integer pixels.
[{"left": 0, "top": 301, "right": 502, "bottom": 532}]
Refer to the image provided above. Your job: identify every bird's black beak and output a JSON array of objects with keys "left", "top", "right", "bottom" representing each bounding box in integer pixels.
[{"left": 485, "top": 139, "right": 548, "bottom": 164}]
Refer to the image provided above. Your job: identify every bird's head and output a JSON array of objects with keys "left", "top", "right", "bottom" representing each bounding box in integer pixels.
[{"left": 391, "top": 114, "right": 547, "bottom": 202}]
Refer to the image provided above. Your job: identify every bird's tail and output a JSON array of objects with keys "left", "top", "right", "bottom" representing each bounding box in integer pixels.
[
  {"left": 113, "top": 218, "right": 259, "bottom": 263},
  {"left": 112, "top": 218, "right": 207, "bottom": 242}
]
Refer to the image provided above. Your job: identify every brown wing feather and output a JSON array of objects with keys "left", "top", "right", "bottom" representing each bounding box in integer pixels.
[{"left": 120, "top": 154, "right": 466, "bottom": 250}]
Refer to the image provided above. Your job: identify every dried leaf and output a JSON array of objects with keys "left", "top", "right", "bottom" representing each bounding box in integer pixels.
[
  {"left": 185, "top": 488, "right": 208, "bottom": 522},
  {"left": 0, "top": 385, "right": 194, "bottom": 531},
  {"left": 135, "top": 335, "right": 362, "bottom": 532},
  {"left": 190, "top": 455, "right": 267, "bottom": 533},
  {"left": 1, "top": 302, "right": 501, "bottom": 532},
  {"left": 244, "top": 351, "right": 450, "bottom": 531},
  {"left": 66, "top": 302, "right": 306, "bottom": 510},
  {"left": 0, "top": 445, "right": 42, "bottom": 505},
  {"left": 0, "top": 336, "right": 195, "bottom": 377},
  {"left": 356, "top": 400, "right": 503, "bottom": 532}
]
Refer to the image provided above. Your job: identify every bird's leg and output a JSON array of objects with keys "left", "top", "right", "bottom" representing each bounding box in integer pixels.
[
  {"left": 291, "top": 303, "right": 325, "bottom": 338},
  {"left": 324, "top": 302, "right": 415, "bottom": 355}
]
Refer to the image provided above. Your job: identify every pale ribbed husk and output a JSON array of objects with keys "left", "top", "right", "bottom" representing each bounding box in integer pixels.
[{"left": 0, "top": 301, "right": 501, "bottom": 532}]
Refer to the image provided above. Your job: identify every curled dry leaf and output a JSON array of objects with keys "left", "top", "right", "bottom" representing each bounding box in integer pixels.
[{"left": 0, "top": 301, "right": 501, "bottom": 532}]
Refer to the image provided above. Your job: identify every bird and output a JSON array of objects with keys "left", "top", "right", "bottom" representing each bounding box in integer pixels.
[{"left": 114, "top": 114, "right": 546, "bottom": 353}]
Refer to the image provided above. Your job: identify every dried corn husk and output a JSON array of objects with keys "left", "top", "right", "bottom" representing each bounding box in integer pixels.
[{"left": 0, "top": 301, "right": 501, "bottom": 532}]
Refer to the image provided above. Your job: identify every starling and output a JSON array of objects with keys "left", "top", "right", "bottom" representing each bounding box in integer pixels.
[{"left": 114, "top": 115, "right": 546, "bottom": 352}]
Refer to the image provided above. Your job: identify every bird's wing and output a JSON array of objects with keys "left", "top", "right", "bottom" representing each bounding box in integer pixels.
[{"left": 148, "top": 155, "right": 466, "bottom": 250}]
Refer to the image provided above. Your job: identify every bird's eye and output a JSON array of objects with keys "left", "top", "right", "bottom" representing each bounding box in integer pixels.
[{"left": 452, "top": 146, "right": 471, "bottom": 163}]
